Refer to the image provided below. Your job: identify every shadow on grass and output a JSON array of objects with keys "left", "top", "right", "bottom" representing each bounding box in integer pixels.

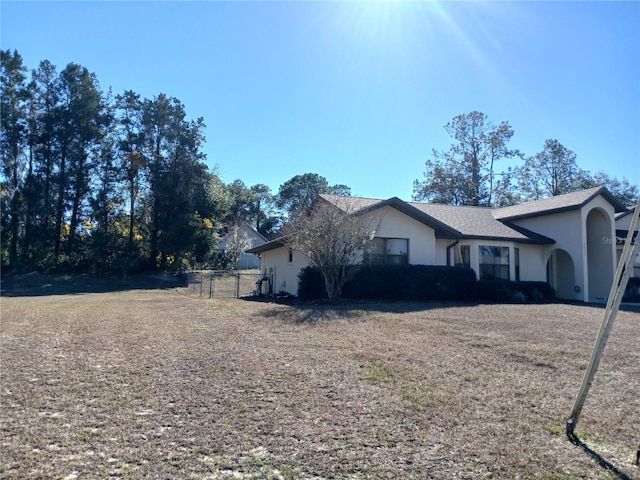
[
  {"left": 0, "top": 272, "right": 186, "bottom": 297},
  {"left": 566, "top": 432, "right": 636, "bottom": 480},
  {"left": 242, "top": 295, "right": 640, "bottom": 324},
  {"left": 243, "top": 296, "right": 482, "bottom": 323}
]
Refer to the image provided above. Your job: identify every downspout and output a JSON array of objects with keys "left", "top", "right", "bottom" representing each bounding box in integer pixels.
[{"left": 446, "top": 238, "right": 460, "bottom": 267}]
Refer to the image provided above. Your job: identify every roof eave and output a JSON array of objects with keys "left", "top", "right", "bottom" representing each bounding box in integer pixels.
[
  {"left": 496, "top": 187, "right": 628, "bottom": 221},
  {"left": 457, "top": 234, "right": 555, "bottom": 245},
  {"left": 365, "top": 197, "right": 462, "bottom": 239},
  {"left": 245, "top": 238, "right": 287, "bottom": 254},
  {"left": 496, "top": 204, "right": 580, "bottom": 222}
]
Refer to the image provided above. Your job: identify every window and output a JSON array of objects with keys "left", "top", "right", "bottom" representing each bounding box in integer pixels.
[
  {"left": 288, "top": 248, "right": 293, "bottom": 263},
  {"left": 454, "top": 245, "right": 470, "bottom": 268},
  {"left": 515, "top": 247, "right": 520, "bottom": 281},
  {"left": 364, "top": 238, "right": 408, "bottom": 266},
  {"left": 479, "top": 246, "right": 509, "bottom": 280}
]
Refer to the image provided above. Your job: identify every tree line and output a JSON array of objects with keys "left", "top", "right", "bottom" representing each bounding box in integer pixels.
[
  {"left": 0, "top": 50, "right": 348, "bottom": 272},
  {"left": 2, "top": 51, "right": 637, "bottom": 274},
  {"left": 412, "top": 111, "right": 638, "bottom": 207}
]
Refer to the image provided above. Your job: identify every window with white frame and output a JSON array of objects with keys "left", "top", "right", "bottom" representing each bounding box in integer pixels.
[
  {"left": 479, "top": 246, "right": 510, "bottom": 280},
  {"left": 364, "top": 238, "right": 408, "bottom": 266}
]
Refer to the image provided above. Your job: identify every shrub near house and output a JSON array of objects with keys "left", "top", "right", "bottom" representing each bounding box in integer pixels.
[
  {"left": 298, "top": 265, "right": 556, "bottom": 303},
  {"left": 342, "top": 265, "right": 478, "bottom": 301}
]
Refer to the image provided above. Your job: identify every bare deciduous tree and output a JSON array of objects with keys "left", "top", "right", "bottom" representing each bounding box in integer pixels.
[
  {"left": 284, "top": 196, "right": 378, "bottom": 300},
  {"left": 224, "top": 224, "right": 252, "bottom": 270}
]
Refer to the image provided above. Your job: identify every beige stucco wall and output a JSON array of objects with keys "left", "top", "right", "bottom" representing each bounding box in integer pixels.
[
  {"left": 435, "top": 239, "right": 454, "bottom": 266},
  {"left": 259, "top": 246, "right": 309, "bottom": 295},
  {"left": 509, "top": 196, "right": 617, "bottom": 301},
  {"left": 582, "top": 197, "right": 617, "bottom": 300},
  {"left": 510, "top": 210, "right": 584, "bottom": 300},
  {"left": 372, "top": 206, "right": 437, "bottom": 265}
]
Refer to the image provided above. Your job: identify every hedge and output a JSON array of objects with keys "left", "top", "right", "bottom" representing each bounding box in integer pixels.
[
  {"left": 297, "top": 266, "right": 328, "bottom": 300},
  {"left": 298, "top": 264, "right": 477, "bottom": 301},
  {"left": 477, "top": 280, "right": 555, "bottom": 303}
]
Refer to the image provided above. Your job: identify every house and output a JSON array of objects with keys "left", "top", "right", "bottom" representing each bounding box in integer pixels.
[
  {"left": 615, "top": 207, "right": 640, "bottom": 277},
  {"left": 218, "top": 223, "right": 267, "bottom": 270},
  {"left": 247, "top": 187, "right": 633, "bottom": 302}
]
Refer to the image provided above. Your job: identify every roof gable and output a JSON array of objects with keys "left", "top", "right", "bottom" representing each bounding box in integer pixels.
[
  {"left": 493, "top": 186, "right": 627, "bottom": 221},
  {"left": 321, "top": 194, "right": 554, "bottom": 244},
  {"left": 616, "top": 206, "right": 636, "bottom": 221},
  {"left": 319, "top": 194, "right": 460, "bottom": 238},
  {"left": 407, "top": 202, "right": 553, "bottom": 243}
]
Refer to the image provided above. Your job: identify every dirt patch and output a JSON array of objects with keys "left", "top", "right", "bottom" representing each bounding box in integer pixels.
[{"left": 1, "top": 288, "right": 639, "bottom": 479}]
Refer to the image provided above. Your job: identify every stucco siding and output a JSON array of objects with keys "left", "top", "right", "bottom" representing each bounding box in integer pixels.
[
  {"left": 510, "top": 210, "right": 582, "bottom": 259},
  {"left": 515, "top": 244, "right": 547, "bottom": 282},
  {"left": 435, "top": 239, "right": 454, "bottom": 266},
  {"left": 373, "top": 206, "right": 437, "bottom": 265},
  {"left": 509, "top": 197, "right": 618, "bottom": 301},
  {"left": 581, "top": 198, "right": 617, "bottom": 300},
  {"left": 509, "top": 210, "right": 585, "bottom": 299},
  {"left": 259, "top": 246, "right": 309, "bottom": 296}
]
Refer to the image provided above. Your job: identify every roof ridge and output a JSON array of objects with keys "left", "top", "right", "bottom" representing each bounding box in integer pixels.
[{"left": 409, "top": 201, "right": 494, "bottom": 210}]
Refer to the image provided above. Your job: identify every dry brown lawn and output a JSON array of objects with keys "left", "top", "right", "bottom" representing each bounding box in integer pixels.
[{"left": 1, "top": 281, "right": 639, "bottom": 479}]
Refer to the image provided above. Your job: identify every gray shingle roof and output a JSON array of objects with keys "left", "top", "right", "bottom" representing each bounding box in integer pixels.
[
  {"left": 253, "top": 188, "right": 625, "bottom": 254},
  {"left": 408, "top": 203, "right": 553, "bottom": 243},
  {"left": 320, "top": 194, "right": 554, "bottom": 244},
  {"left": 318, "top": 194, "right": 382, "bottom": 212},
  {"left": 493, "top": 186, "right": 627, "bottom": 221}
]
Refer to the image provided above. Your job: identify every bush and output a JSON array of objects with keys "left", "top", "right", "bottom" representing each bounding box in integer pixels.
[
  {"left": 297, "top": 266, "right": 327, "bottom": 300},
  {"left": 342, "top": 265, "right": 477, "bottom": 301},
  {"left": 477, "top": 280, "right": 555, "bottom": 303},
  {"left": 298, "top": 264, "right": 560, "bottom": 303},
  {"left": 302, "top": 264, "right": 480, "bottom": 301},
  {"left": 623, "top": 276, "right": 640, "bottom": 302}
]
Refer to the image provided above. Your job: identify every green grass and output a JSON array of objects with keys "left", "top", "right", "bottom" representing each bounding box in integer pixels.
[{"left": 358, "top": 360, "right": 392, "bottom": 383}]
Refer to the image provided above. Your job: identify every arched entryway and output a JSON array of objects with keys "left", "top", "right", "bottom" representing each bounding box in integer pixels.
[
  {"left": 546, "top": 249, "right": 575, "bottom": 299},
  {"left": 586, "top": 208, "right": 614, "bottom": 301}
]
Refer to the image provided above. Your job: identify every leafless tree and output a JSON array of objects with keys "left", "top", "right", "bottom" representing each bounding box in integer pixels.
[
  {"left": 224, "top": 225, "right": 252, "bottom": 269},
  {"left": 284, "top": 196, "right": 379, "bottom": 299}
]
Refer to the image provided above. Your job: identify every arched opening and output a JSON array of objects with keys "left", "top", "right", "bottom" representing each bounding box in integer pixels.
[
  {"left": 546, "top": 249, "right": 575, "bottom": 300},
  {"left": 586, "top": 208, "right": 613, "bottom": 301}
]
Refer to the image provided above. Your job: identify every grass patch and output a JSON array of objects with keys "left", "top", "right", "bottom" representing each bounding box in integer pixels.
[
  {"left": 1, "top": 287, "right": 638, "bottom": 479},
  {"left": 358, "top": 360, "right": 392, "bottom": 383}
]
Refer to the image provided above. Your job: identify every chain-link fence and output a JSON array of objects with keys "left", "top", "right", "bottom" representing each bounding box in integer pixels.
[{"left": 186, "top": 270, "right": 273, "bottom": 298}]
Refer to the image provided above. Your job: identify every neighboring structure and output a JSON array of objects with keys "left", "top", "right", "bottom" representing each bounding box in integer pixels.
[
  {"left": 247, "top": 187, "right": 633, "bottom": 302},
  {"left": 218, "top": 224, "right": 267, "bottom": 270},
  {"left": 615, "top": 207, "right": 640, "bottom": 278}
]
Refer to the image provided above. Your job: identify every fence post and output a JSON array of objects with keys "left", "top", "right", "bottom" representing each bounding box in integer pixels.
[
  {"left": 235, "top": 273, "right": 240, "bottom": 298},
  {"left": 209, "top": 274, "right": 214, "bottom": 299}
]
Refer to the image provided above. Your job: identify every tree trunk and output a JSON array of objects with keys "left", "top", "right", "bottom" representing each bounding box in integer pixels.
[{"left": 54, "top": 151, "right": 66, "bottom": 263}]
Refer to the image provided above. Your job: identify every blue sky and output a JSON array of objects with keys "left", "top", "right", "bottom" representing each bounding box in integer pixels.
[{"left": 2, "top": 1, "right": 639, "bottom": 200}]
